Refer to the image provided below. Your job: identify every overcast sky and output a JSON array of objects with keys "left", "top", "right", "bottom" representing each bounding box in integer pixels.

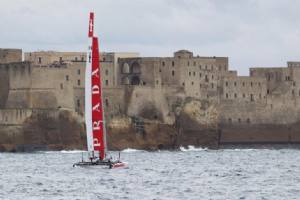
[{"left": 1, "top": 0, "right": 300, "bottom": 75}]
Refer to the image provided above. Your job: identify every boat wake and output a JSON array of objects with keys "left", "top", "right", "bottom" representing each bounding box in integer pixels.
[{"left": 180, "top": 145, "right": 208, "bottom": 152}]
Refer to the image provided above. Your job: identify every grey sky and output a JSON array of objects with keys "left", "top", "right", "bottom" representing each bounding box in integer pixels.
[{"left": 1, "top": 0, "right": 300, "bottom": 75}]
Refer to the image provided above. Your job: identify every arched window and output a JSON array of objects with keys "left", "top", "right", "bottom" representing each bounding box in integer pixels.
[
  {"left": 122, "top": 63, "right": 130, "bottom": 73},
  {"left": 131, "top": 62, "right": 141, "bottom": 74}
]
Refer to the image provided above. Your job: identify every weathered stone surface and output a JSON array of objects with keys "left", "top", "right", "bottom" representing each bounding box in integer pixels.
[{"left": 0, "top": 110, "right": 86, "bottom": 152}]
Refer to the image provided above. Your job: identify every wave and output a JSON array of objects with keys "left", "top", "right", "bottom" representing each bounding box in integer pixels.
[
  {"left": 122, "top": 148, "right": 142, "bottom": 153},
  {"left": 38, "top": 150, "right": 86, "bottom": 154},
  {"left": 60, "top": 150, "right": 86, "bottom": 154},
  {"left": 179, "top": 145, "right": 208, "bottom": 152}
]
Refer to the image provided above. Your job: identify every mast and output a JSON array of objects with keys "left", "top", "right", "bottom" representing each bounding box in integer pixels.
[{"left": 85, "top": 12, "right": 106, "bottom": 160}]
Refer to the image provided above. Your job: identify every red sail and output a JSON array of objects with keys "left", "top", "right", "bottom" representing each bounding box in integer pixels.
[
  {"left": 88, "top": 12, "right": 94, "bottom": 38},
  {"left": 91, "top": 37, "right": 105, "bottom": 160}
]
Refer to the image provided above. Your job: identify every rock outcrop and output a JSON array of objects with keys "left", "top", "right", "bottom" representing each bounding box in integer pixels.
[
  {"left": 0, "top": 109, "right": 86, "bottom": 152},
  {"left": 0, "top": 97, "right": 220, "bottom": 152}
]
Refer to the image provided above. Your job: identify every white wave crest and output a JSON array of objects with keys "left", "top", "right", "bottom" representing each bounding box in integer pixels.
[
  {"left": 180, "top": 145, "right": 208, "bottom": 152},
  {"left": 122, "top": 148, "right": 142, "bottom": 153},
  {"left": 60, "top": 150, "right": 86, "bottom": 154}
]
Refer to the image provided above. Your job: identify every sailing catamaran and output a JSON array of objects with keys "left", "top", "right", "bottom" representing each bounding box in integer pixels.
[{"left": 73, "top": 12, "right": 126, "bottom": 169}]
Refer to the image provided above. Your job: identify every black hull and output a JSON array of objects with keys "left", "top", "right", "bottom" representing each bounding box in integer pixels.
[{"left": 73, "top": 160, "right": 126, "bottom": 169}]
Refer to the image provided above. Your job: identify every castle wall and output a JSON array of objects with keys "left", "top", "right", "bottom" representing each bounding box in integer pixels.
[
  {"left": 0, "top": 49, "right": 22, "bottom": 64},
  {"left": 0, "top": 62, "right": 74, "bottom": 110},
  {"left": 0, "top": 109, "right": 32, "bottom": 125},
  {"left": 25, "top": 51, "right": 86, "bottom": 65},
  {"left": 31, "top": 66, "right": 74, "bottom": 109},
  {"left": 221, "top": 76, "right": 267, "bottom": 104},
  {"left": 0, "top": 66, "right": 10, "bottom": 108}
]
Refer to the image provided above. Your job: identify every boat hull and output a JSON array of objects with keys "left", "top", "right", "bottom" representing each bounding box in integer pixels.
[{"left": 73, "top": 160, "right": 126, "bottom": 169}]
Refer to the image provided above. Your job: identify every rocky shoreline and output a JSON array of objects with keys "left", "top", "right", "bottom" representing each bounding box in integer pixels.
[
  {"left": 1, "top": 98, "right": 300, "bottom": 152},
  {"left": 0, "top": 99, "right": 220, "bottom": 152}
]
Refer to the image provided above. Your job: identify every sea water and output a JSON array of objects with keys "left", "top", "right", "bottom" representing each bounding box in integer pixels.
[{"left": 1, "top": 147, "right": 300, "bottom": 200}]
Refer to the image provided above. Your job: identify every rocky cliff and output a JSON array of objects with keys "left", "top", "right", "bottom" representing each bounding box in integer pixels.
[{"left": 0, "top": 98, "right": 220, "bottom": 152}]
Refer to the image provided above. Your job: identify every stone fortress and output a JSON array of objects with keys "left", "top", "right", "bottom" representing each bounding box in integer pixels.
[{"left": 1, "top": 47, "right": 300, "bottom": 151}]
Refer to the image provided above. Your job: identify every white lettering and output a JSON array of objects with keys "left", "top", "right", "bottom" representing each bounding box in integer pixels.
[
  {"left": 93, "top": 138, "right": 101, "bottom": 147},
  {"left": 92, "top": 85, "right": 100, "bottom": 94},
  {"left": 90, "top": 23, "right": 93, "bottom": 32},
  {"left": 92, "top": 68, "right": 99, "bottom": 78},
  {"left": 93, "top": 120, "right": 101, "bottom": 130},
  {"left": 92, "top": 103, "right": 101, "bottom": 112}
]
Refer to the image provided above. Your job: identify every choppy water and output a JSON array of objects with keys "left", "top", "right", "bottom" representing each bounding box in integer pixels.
[{"left": 1, "top": 147, "right": 300, "bottom": 200}]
